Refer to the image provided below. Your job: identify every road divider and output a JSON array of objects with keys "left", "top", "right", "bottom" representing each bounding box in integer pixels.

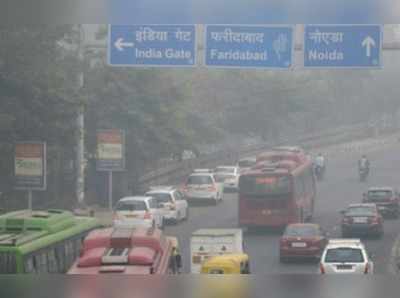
[{"left": 137, "top": 123, "right": 390, "bottom": 192}]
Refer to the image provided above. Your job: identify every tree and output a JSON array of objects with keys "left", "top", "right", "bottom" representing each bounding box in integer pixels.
[{"left": 0, "top": 26, "right": 81, "bottom": 206}]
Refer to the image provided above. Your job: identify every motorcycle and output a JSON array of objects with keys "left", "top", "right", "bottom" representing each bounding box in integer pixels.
[{"left": 359, "top": 167, "right": 369, "bottom": 182}]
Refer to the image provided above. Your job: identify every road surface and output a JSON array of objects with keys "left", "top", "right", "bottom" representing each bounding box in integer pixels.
[{"left": 164, "top": 136, "right": 400, "bottom": 273}]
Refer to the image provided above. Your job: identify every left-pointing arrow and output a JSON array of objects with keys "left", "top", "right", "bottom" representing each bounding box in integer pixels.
[{"left": 114, "top": 38, "right": 135, "bottom": 51}]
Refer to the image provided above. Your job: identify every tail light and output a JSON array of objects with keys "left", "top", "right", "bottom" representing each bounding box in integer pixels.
[
  {"left": 280, "top": 238, "right": 289, "bottom": 247},
  {"left": 320, "top": 263, "right": 325, "bottom": 274},
  {"left": 144, "top": 212, "right": 152, "bottom": 219},
  {"left": 364, "top": 263, "right": 370, "bottom": 274},
  {"left": 343, "top": 217, "right": 353, "bottom": 224},
  {"left": 112, "top": 213, "right": 120, "bottom": 221},
  {"left": 369, "top": 217, "right": 379, "bottom": 224},
  {"left": 79, "top": 247, "right": 85, "bottom": 257}
]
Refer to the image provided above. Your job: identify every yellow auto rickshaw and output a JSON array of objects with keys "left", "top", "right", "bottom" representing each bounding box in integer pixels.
[{"left": 200, "top": 254, "right": 250, "bottom": 274}]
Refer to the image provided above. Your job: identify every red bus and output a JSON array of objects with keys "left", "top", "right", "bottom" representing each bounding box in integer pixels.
[
  {"left": 67, "top": 227, "right": 182, "bottom": 274},
  {"left": 238, "top": 151, "right": 316, "bottom": 228}
]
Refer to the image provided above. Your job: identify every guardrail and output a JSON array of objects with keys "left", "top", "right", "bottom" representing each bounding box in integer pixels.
[{"left": 137, "top": 123, "right": 372, "bottom": 191}]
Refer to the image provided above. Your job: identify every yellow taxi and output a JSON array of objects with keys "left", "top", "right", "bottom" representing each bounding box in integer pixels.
[{"left": 200, "top": 254, "right": 250, "bottom": 274}]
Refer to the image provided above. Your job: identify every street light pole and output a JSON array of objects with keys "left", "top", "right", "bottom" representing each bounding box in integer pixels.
[{"left": 76, "top": 24, "right": 85, "bottom": 207}]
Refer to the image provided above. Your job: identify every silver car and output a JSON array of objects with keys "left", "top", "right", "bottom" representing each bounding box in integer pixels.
[
  {"left": 319, "top": 239, "right": 374, "bottom": 274},
  {"left": 214, "top": 166, "right": 240, "bottom": 191},
  {"left": 183, "top": 173, "right": 224, "bottom": 204},
  {"left": 145, "top": 186, "right": 189, "bottom": 224},
  {"left": 113, "top": 196, "right": 164, "bottom": 229}
]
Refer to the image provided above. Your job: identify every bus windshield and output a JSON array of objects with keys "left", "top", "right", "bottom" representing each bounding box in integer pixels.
[{"left": 239, "top": 175, "right": 291, "bottom": 197}]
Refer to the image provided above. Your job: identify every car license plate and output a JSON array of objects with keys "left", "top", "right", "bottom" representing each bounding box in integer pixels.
[
  {"left": 291, "top": 242, "right": 307, "bottom": 248},
  {"left": 354, "top": 217, "right": 367, "bottom": 223},
  {"left": 336, "top": 264, "right": 353, "bottom": 270},
  {"left": 125, "top": 214, "right": 138, "bottom": 218}
]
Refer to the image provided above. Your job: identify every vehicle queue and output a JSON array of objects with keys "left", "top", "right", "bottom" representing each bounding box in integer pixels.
[{"left": 0, "top": 146, "right": 397, "bottom": 275}]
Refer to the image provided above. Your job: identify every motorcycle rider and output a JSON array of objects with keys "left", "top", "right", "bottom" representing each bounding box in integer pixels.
[
  {"left": 314, "top": 153, "right": 326, "bottom": 179},
  {"left": 358, "top": 155, "right": 370, "bottom": 174}
]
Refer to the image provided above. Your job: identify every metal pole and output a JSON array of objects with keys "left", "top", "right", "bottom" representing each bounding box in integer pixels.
[
  {"left": 108, "top": 171, "right": 113, "bottom": 211},
  {"left": 28, "top": 190, "right": 32, "bottom": 210},
  {"left": 76, "top": 24, "right": 85, "bottom": 207}
]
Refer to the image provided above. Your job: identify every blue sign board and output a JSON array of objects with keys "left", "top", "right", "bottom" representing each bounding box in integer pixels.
[
  {"left": 205, "top": 25, "right": 294, "bottom": 69},
  {"left": 108, "top": 25, "right": 196, "bottom": 67},
  {"left": 304, "top": 25, "right": 382, "bottom": 68}
]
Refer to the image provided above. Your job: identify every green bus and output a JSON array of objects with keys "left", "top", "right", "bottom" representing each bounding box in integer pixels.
[{"left": 0, "top": 209, "right": 101, "bottom": 273}]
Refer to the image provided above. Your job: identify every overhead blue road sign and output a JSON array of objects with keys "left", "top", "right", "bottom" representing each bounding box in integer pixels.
[
  {"left": 108, "top": 25, "right": 196, "bottom": 67},
  {"left": 205, "top": 25, "right": 294, "bottom": 69},
  {"left": 304, "top": 25, "right": 382, "bottom": 68}
]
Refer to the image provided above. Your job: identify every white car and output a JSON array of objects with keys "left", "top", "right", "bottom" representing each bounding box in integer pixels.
[
  {"left": 214, "top": 166, "right": 240, "bottom": 191},
  {"left": 184, "top": 173, "right": 224, "bottom": 205},
  {"left": 145, "top": 186, "right": 189, "bottom": 224},
  {"left": 113, "top": 196, "right": 164, "bottom": 229},
  {"left": 193, "top": 169, "right": 213, "bottom": 174},
  {"left": 319, "top": 239, "right": 374, "bottom": 274}
]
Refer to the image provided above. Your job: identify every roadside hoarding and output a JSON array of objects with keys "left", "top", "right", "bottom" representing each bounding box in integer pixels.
[
  {"left": 96, "top": 129, "right": 126, "bottom": 211},
  {"left": 15, "top": 142, "right": 47, "bottom": 191},
  {"left": 96, "top": 129, "right": 126, "bottom": 171}
]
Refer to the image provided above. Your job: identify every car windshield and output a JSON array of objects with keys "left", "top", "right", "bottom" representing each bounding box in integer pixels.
[
  {"left": 116, "top": 200, "right": 147, "bottom": 211},
  {"left": 285, "top": 225, "right": 318, "bottom": 237},
  {"left": 149, "top": 193, "right": 173, "bottom": 203},
  {"left": 325, "top": 248, "right": 365, "bottom": 263},
  {"left": 367, "top": 190, "right": 393, "bottom": 200},
  {"left": 187, "top": 176, "right": 213, "bottom": 185},
  {"left": 215, "top": 167, "right": 235, "bottom": 174},
  {"left": 214, "top": 174, "right": 235, "bottom": 182},
  {"left": 346, "top": 206, "right": 376, "bottom": 216},
  {"left": 239, "top": 175, "right": 291, "bottom": 196}
]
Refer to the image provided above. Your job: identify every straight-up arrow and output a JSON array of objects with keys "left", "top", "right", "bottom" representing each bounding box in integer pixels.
[{"left": 361, "top": 36, "right": 376, "bottom": 58}]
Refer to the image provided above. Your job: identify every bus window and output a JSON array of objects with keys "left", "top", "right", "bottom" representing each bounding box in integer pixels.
[
  {"left": 35, "top": 252, "right": 48, "bottom": 273},
  {"left": 24, "top": 256, "right": 36, "bottom": 273},
  {"left": 55, "top": 243, "right": 66, "bottom": 272},
  {"left": 0, "top": 252, "right": 17, "bottom": 273},
  {"left": 47, "top": 248, "right": 58, "bottom": 273},
  {"left": 64, "top": 240, "right": 74, "bottom": 267},
  {"left": 239, "top": 175, "right": 291, "bottom": 196}
]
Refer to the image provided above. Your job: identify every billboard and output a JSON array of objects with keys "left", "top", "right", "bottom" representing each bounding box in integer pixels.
[
  {"left": 15, "top": 142, "right": 47, "bottom": 190},
  {"left": 96, "top": 129, "right": 126, "bottom": 171}
]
